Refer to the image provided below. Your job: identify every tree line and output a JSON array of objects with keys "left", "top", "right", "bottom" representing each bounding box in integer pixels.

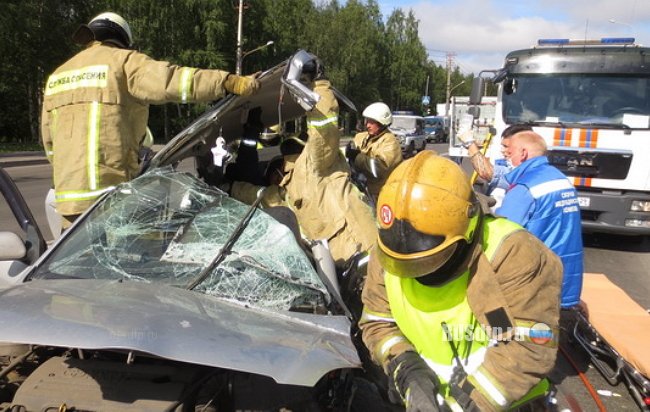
[{"left": 0, "top": 0, "right": 474, "bottom": 144}]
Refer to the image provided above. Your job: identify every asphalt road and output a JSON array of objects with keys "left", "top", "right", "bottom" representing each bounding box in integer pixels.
[{"left": 1, "top": 144, "right": 649, "bottom": 410}]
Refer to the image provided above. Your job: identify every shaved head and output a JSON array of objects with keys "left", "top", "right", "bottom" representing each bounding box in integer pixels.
[{"left": 509, "top": 131, "right": 547, "bottom": 166}]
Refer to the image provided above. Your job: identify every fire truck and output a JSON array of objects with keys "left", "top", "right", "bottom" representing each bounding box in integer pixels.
[{"left": 466, "top": 37, "right": 650, "bottom": 235}]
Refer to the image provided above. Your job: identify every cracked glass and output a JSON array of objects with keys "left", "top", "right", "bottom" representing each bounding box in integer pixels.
[{"left": 31, "top": 167, "right": 328, "bottom": 312}]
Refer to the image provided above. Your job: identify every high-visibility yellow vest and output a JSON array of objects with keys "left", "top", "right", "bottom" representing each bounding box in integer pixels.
[{"left": 385, "top": 217, "right": 536, "bottom": 410}]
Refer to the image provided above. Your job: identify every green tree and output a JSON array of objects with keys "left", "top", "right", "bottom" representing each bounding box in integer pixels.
[
  {"left": 0, "top": 0, "right": 478, "bottom": 145},
  {"left": 384, "top": 9, "right": 428, "bottom": 112},
  {"left": 0, "top": 0, "right": 94, "bottom": 143}
]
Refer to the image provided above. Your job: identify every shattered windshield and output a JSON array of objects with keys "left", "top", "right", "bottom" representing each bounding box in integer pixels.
[
  {"left": 30, "top": 167, "right": 328, "bottom": 311},
  {"left": 503, "top": 74, "right": 650, "bottom": 128}
]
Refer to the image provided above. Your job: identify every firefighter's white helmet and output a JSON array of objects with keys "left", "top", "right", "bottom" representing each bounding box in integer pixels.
[
  {"left": 362, "top": 102, "right": 392, "bottom": 126},
  {"left": 88, "top": 12, "right": 133, "bottom": 48}
]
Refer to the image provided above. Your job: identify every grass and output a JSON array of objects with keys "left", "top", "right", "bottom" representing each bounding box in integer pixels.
[{"left": 0, "top": 142, "right": 44, "bottom": 153}]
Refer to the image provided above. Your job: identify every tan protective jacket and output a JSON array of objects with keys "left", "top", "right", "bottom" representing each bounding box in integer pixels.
[
  {"left": 352, "top": 129, "right": 402, "bottom": 199},
  {"left": 280, "top": 80, "right": 377, "bottom": 269},
  {"left": 41, "top": 41, "right": 232, "bottom": 216},
  {"left": 360, "top": 217, "right": 562, "bottom": 411},
  {"left": 230, "top": 181, "right": 286, "bottom": 208}
]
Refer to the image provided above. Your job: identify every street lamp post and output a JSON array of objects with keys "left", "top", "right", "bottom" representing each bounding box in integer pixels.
[
  {"left": 237, "top": 41, "right": 274, "bottom": 75},
  {"left": 445, "top": 80, "right": 465, "bottom": 116},
  {"left": 235, "top": 0, "right": 245, "bottom": 75}
]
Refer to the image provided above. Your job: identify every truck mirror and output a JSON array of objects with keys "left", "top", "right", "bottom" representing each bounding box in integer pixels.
[
  {"left": 467, "top": 106, "right": 481, "bottom": 118},
  {"left": 469, "top": 77, "right": 484, "bottom": 105}
]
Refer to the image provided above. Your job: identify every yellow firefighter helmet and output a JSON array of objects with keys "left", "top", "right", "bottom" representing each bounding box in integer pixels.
[{"left": 376, "top": 151, "right": 479, "bottom": 278}]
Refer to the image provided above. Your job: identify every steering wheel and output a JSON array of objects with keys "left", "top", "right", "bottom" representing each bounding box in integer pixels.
[{"left": 612, "top": 107, "right": 646, "bottom": 117}]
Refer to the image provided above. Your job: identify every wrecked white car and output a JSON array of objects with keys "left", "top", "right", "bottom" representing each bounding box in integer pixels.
[{"left": 0, "top": 50, "right": 384, "bottom": 411}]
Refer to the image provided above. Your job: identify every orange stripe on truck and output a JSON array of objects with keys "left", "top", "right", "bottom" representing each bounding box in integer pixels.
[
  {"left": 573, "top": 177, "right": 592, "bottom": 187},
  {"left": 578, "top": 129, "right": 598, "bottom": 148},
  {"left": 553, "top": 128, "right": 572, "bottom": 146}
]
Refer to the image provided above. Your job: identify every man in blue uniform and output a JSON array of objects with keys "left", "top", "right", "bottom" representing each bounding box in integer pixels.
[{"left": 497, "top": 131, "right": 583, "bottom": 308}]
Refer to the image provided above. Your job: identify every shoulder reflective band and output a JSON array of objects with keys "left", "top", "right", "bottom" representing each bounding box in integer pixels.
[
  {"left": 179, "top": 67, "right": 196, "bottom": 103},
  {"left": 45, "top": 65, "right": 109, "bottom": 96}
]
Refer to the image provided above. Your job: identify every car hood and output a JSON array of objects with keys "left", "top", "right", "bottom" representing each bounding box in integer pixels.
[
  {"left": 150, "top": 50, "right": 355, "bottom": 168},
  {"left": 0, "top": 279, "right": 360, "bottom": 386}
]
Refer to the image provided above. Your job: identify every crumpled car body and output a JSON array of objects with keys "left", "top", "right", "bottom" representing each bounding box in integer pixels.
[{"left": 0, "top": 51, "right": 384, "bottom": 411}]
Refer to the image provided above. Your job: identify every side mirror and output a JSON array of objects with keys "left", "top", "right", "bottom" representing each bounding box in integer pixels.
[
  {"left": 0, "top": 232, "right": 27, "bottom": 261},
  {"left": 469, "top": 77, "right": 485, "bottom": 105},
  {"left": 467, "top": 106, "right": 481, "bottom": 118}
]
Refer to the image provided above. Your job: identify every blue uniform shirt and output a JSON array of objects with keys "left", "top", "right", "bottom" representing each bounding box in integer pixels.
[{"left": 497, "top": 156, "right": 583, "bottom": 308}]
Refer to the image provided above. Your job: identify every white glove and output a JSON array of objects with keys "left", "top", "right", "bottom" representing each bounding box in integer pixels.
[
  {"left": 211, "top": 137, "right": 231, "bottom": 166},
  {"left": 457, "top": 114, "right": 475, "bottom": 148}
]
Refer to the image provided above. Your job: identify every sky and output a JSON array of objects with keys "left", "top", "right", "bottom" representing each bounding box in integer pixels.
[{"left": 377, "top": 0, "right": 650, "bottom": 75}]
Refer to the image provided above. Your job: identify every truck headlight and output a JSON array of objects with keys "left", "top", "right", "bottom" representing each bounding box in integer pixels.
[{"left": 630, "top": 200, "right": 650, "bottom": 212}]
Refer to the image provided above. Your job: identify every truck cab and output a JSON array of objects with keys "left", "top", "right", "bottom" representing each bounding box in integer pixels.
[{"left": 469, "top": 37, "right": 650, "bottom": 235}]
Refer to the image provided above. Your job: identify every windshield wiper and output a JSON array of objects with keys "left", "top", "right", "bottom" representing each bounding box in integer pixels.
[{"left": 184, "top": 188, "right": 266, "bottom": 290}]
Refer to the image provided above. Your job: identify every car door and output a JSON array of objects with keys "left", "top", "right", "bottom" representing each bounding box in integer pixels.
[{"left": 0, "top": 167, "right": 46, "bottom": 287}]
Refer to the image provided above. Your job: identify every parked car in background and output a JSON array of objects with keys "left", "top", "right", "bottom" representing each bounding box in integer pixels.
[
  {"left": 0, "top": 50, "right": 386, "bottom": 412},
  {"left": 424, "top": 115, "right": 449, "bottom": 143},
  {"left": 390, "top": 112, "right": 428, "bottom": 157}
]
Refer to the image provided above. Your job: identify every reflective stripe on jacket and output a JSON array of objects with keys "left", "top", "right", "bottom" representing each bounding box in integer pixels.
[
  {"left": 498, "top": 155, "right": 584, "bottom": 307},
  {"left": 41, "top": 41, "right": 231, "bottom": 215}
]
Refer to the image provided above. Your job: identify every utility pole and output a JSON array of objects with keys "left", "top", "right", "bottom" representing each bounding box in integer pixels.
[
  {"left": 445, "top": 52, "right": 456, "bottom": 116},
  {"left": 235, "top": 0, "right": 244, "bottom": 75}
]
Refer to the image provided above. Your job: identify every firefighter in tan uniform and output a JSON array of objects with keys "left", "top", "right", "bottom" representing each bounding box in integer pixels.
[
  {"left": 359, "top": 151, "right": 562, "bottom": 411},
  {"left": 228, "top": 71, "right": 376, "bottom": 270},
  {"left": 282, "top": 68, "right": 376, "bottom": 270},
  {"left": 41, "top": 12, "right": 259, "bottom": 228},
  {"left": 346, "top": 102, "right": 402, "bottom": 201}
]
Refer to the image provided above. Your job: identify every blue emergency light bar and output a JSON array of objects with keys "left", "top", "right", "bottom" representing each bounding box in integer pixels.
[{"left": 537, "top": 37, "right": 635, "bottom": 46}]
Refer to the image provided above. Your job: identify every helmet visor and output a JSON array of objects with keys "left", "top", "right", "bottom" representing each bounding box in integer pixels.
[
  {"left": 377, "top": 241, "right": 458, "bottom": 278},
  {"left": 379, "top": 217, "right": 445, "bottom": 254}
]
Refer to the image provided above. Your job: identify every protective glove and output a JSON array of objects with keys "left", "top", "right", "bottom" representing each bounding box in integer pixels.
[
  {"left": 224, "top": 73, "right": 260, "bottom": 96},
  {"left": 448, "top": 366, "right": 480, "bottom": 412},
  {"left": 457, "top": 114, "right": 475, "bottom": 148},
  {"left": 387, "top": 351, "right": 443, "bottom": 412},
  {"left": 345, "top": 141, "right": 360, "bottom": 163},
  {"left": 457, "top": 129, "right": 475, "bottom": 149}
]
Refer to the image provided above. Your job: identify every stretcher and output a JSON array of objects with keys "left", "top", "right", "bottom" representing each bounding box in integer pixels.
[{"left": 572, "top": 273, "right": 650, "bottom": 410}]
